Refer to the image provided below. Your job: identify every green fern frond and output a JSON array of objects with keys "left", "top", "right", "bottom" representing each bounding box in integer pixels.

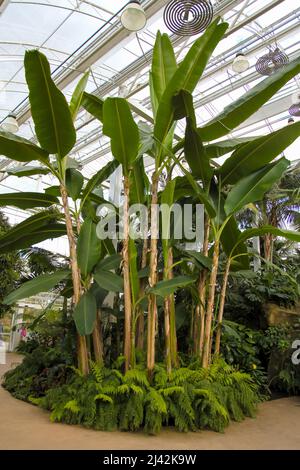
[
  {"left": 159, "top": 386, "right": 184, "bottom": 396},
  {"left": 94, "top": 393, "right": 113, "bottom": 404},
  {"left": 64, "top": 399, "right": 80, "bottom": 413},
  {"left": 90, "top": 361, "right": 104, "bottom": 384},
  {"left": 124, "top": 369, "right": 149, "bottom": 387},
  {"left": 130, "top": 384, "right": 144, "bottom": 395},
  {"left": 117, "top": 384, "right": 130, "bottom": 395}
]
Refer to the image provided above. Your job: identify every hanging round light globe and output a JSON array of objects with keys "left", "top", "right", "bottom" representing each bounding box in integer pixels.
[
  {"left": 232, "top": 53, "right": 250, "bottom": 73},
  {"left": 121, "top": 0, "right": 147, "bottom": 32},
  {"left": 1, "top": 113, "right": 19, "bottom": 133}
]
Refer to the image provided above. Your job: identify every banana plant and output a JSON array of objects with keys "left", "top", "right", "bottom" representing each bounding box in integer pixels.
[
  {"left": 102, "top": 97, "right": 140, "bottom": 372},
  {"left": 2, "top": 20, "right": 299, "bottom": 380},
  {"left": 82, "top": 20, "right": 300, "bottom": 375},
  {"left": 171, "top": 86, "right": 300, "bottom": 367},
  {"left": 0, "top": 51, "right": 118, "bottom": 374}
]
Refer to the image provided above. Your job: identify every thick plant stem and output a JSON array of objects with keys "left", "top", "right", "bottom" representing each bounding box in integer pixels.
[
  {"left": 123, "top": 175, "right": 132, "bottom": 372},
  {"left": 264, "top": 233, "right": 273, "bottom": 263},
  {"left": 147, "top": 173, "right": 159, "bottom": 376},
  {"left": 196, "top": 215, "right": 210, "bottom": 358},
  {"left": 136, "top": 237, "right": 148, "bottom": 351},
  {"left": 163, "top": 248, "right": 173, "bottom": 374},
  {"left": 202, "top": 240, "right": 220, "bottom": 369},
  {"left": 92, "top": 310, "right": 103, "bottom": 366},
  {"left": 164, "top": 295, "right": 172, "bottom": 375},
  {"left": 60, "top": 184, "right": 89, "bottom": 375},
  {"left": 166, "top": 247, "right": 178, "bottom": 368},
  {"left": 215, "top": 259, "right": 230, "bottom": 356}
]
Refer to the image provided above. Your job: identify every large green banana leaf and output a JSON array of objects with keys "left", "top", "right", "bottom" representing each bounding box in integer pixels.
[
  {"left": 219, "top": 121, "right": 300, "bottom": 185},
  {"left": 4, "top": 270, "right": 70, "bottom": 305},
  {"left": 130, "top": 157, "right": 150, "bottom": 205},
  {"left": 0, "top": 224, "right": 67, "bottom": 255},
  {"left": 24, "top": 50, "right": 76, "bottom": 158},
  {"left": 154, "top": 19, "right": 228, "bottom": 155},
  {"left": 209, "top": 183, "right": 249, "bottom": 270},
  {"left": 94, "top": 269, "right": 124, "bottom": 293},
  {"left": 0, "top": 192, "right": 59, "bottom": 210},
  {"left": 82, "top": 92, "right": 104, "bottom": 122},
  {"left": 69, "top": 71, "right": 89, "bottom": 121},
  {"left": 199, "top": 57, "right": 300, "bottom": 141},
  {"left": 73, "top": 291, "right": 97, "bottom": 336},
  {"left": 148, "top": 276, "right": 195, "bottom": 297},
  {"left": 96, "top": 254, "right": 122, "bottom": 271},
  {"left": 204, "top": 137, "right": 258, "bottom": 159},
  {"left": 2, "top": 166, "right": 50, "bottom": 177},
  {"left": 77, "top": 217, "right": 102, "bottom": 279},
  {"left": 103, "top": 98, "right": 140, "bottom": 175},
  {"left": 0, "top": 210, "right": 59, "bottom": 247},
  {"left": 66, "top": 168, "right": 84, "bottom": 201},
  {"left": 234, "top": 226, "right": 300, "bottom": 252},
  {"left": 221, "top": 216, "right": 249, "bottom": 270},
  {"left": 224, "top": 157, "right": 290, "bottom": 215},
  {"left": 151, "top": 31, "right": 177, "bottom": 109},
  {"left": 173, "top": 89, "right": 213, "bottom": 185},
  {"left": 0, "top": 131, "right": 49, "bottom": 164},
  {"left": 80, "top": 159, "right": 119, "bottom": 207}
]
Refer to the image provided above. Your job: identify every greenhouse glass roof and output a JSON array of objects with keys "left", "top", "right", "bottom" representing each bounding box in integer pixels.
[{"left": 0, "top": 0, "right": 299, "bottom": 254}]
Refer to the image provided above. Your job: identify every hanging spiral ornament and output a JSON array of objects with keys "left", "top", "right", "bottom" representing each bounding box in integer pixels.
[
  {"left": 163, "top": 0, "right": 214, "bottom": 37},
  {"left": 289, "top": 103, "right": 300, "bottom": 117},
  {"left": 255, "top": 47, "right": 289, "bottom": 76}
]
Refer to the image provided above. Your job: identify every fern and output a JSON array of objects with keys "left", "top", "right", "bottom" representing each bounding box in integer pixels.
[
  {"left": 118, "top": 393, "right": 144, "bottom": 432},
  {"left": 64, "top": 399, "right": 80, "bottom": 414},
  {"left": 159, "top": 386, "right": 184, "bottom": 396},
  {"left": 5, "top": 349, "right": 261, "bottom": 435},
  {"left": 124, "top": 369, "right": 150, "bottom": 388},
  {"left": 90, "top": 361, "right": 104, "bottom": 385},
  {"left": 144, "top": 389, "right": 167, "bottom": 435},
  {"left": 94, "top": 393, "right": 113, "bottom": 404}
]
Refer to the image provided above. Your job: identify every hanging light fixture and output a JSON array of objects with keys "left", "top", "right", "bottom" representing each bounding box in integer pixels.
[
  {"left": 1, "top": 113, "right": 19, "bottom": 133},
  {"left": 289, "top": 103, "right": 300, "bottom": 117},
  {"left": 163, "top": 0, "right": 214, "bottom": 37},
  {"left": 255, "top": 47, "right": 289, "bottom": 76},
  {"left": 120, "top": 0, "right": 147, "bottom": 32},
  {"left": 232, "top": 52, "right": 250, "bottom": 73}
]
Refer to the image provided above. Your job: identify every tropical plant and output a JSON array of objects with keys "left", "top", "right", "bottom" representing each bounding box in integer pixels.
[
  {"left": 0, "top": 211, "right": 22, "bottom": 317},
  {"left": 0, "top": 18, "right": 300, "bottom": 384}
]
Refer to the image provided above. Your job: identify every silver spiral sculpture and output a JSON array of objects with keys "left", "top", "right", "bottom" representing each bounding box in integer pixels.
[
  {"left": 289, "top": 103, "right": 300, "bottom": 117},
  {"left": 255, "top": 47, "right": 289, "bottom": 76},
  {"left": 163, "top": 0, "right": 214, "bottom": 36}
]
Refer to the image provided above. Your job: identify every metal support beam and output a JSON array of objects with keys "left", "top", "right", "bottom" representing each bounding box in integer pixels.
[{"left": 16, "top": 0, "right": 171, "bottom": 125}]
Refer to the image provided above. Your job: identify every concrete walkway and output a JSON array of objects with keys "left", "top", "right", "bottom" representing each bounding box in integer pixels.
[{"left": 1, "top": 353, "right": 300, "bottom": 450}]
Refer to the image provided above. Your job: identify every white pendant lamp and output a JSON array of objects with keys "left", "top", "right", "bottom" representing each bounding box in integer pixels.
[
  {"left": 121, "top": 0, "right": 147, "bottom": 32},
  {"left": 232, "top": 53, "right": 250, "bottom": 73},
  {"left": 1, "top": 113, "right": 19, "bottom": 133}
]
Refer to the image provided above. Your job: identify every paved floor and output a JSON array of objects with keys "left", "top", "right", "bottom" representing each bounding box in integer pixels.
[{"left": 1, "top": 353, "right": 300, "bottom": 450}]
